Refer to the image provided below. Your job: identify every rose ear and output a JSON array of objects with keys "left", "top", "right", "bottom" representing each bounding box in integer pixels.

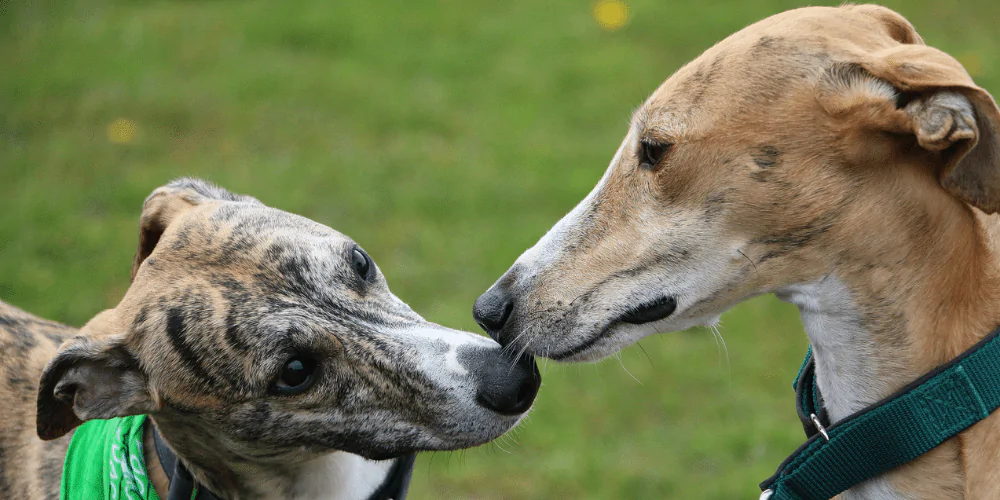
[
  {"left": 859, "top": 44, "right": 1000, "bottom": 213},
  {"left": 818, "top": 41, "right": 1000, "bottom": 213},
  {"left": 36, "top": 336, "right": 153, "bottom": 440},
  {"left": 131, "top": 178, "right": 261, "bottom": 281},
  {"left": 845, "top": 4, "right": 924, "bottom": 45},
  {"left": 131, "top": 186, "right": 199, "bottom": 282}
]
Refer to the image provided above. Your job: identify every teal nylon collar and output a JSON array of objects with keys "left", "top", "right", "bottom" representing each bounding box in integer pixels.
[
  {"left": 792, "top": 347, "right": 830, "bottom": 441},
  {"left": 761, "top": 325, "right": 1000, "bottom": 500}
]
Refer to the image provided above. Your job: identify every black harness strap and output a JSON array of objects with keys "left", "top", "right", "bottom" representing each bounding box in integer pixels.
[
  {"left": 368, "top": 453, "right": 417, "bottom": 500},
  {"left": 152, "top": 423, "right": 220, "bottom": 500},
  {"left": 151, "top": 422, "right": 416, "bottom": 500}
]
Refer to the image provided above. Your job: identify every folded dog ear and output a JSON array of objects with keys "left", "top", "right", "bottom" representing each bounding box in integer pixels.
[
  {"left": 132, "top": 178, "right": 261, "bottom": 281},
  {"left": 863, "top": 45, "right": 1000, "bottom": 213},
  {"left": 36, "top": 332, "right": 154, "bottom": 440},
  {"left": 131, "top": 184, "right": 201, "bottom": 282},
  {"left": 818, "top": 41, "right": 1000, "bottom": 213}
]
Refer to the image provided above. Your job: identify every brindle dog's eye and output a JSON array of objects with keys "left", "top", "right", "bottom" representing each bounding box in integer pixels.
[
  {"left": 275, "top": 357, "right": 317, "bottom": 394},
  {"left": 351, "top": 247, "right": 373, "bottom": 281},
  {"left": 638, "top": 140, "right": 672, "bottom": 170}
]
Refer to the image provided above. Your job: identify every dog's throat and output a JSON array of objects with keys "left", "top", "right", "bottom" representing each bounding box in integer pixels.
[
  {"left": 151, "top": 422, "right": 222, "bottom": 499},
  {"left": 146, "top": 420, "right": 411, "bottom": 500},
  {"left": 143, "top": 421, "right": 170, "bottom": 499},
  {"left": 777, "top": 278, "right": 893, "bottom": 423},
  {"left": 776, "top": 277, "right": 910, "bottom": 499},
  {"left": 293, "top": 452, "right": 411, "bottom": 500}
]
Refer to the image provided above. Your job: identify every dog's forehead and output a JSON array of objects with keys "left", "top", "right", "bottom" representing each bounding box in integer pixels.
[
  {"left": 214, "top": 201, "right": 345, "bottom": 236},
  {"left": 125, "top": 200, "right": 403, "bottom": 393},
  {"left": 154, "top": 201, "right": 358, "bottom": 281},
  {"left": 213, "top": 202, "right": 350, "bottom": 251},
  {"left": 636, "top": 6, "right": 905, "bottom": 138}
]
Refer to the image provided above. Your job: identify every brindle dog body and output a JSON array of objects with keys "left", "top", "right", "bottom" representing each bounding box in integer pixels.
[
  {"left": 2, "top": 179, "right": 539, "bottom": 499},
  {"left": 475, "top": 5, "right": 1000, "bottom": 499}
]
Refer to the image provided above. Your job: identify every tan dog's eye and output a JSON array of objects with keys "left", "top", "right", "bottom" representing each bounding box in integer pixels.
[{"left": 638, "top": 140, "right": 672, "bottom": 170}]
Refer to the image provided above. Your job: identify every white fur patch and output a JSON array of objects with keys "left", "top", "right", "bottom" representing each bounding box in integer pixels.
[
  {"left": 444, "top": 344, "right": 468, "bottom": 376},
  {"left": 293, "top": 452, "right": 394, "bottom": 500},
  {"left": 776, "top": 277, "right": 887, "bottom": 422},
  {"left": 399, "top": 325, "right": 495, "bottom": 388},
  {"left": 776, "top": 276, "right": 908, "bottom": 500}
]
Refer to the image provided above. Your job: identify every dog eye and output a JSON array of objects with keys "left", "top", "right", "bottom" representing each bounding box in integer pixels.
[
  {"left": 351, "top": 247, "right": 373, "bottom": 282},
  {"left": 638, "top": 140, "right": 672, "bottom": 170},
  {"left": 275, "top": 356, "right": 317, "bottom": 394}
]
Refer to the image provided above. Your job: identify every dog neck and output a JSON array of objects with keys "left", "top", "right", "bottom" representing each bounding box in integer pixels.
[
  {"left": 144, "top": 418, "right": 395, "bottom": 500},
  {"left": 775, "top": 208, "right": 1000, "bottom": 499}
]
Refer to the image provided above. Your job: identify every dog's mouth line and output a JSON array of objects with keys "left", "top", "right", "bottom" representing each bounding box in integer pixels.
[
  {"left": 548, "top": 330, "right": 606, "bottom": 361},
  {"left": 549, "top": 295, "right": 678, "bottom": 361}
]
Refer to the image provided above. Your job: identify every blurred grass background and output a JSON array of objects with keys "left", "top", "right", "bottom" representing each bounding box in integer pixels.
[{"left": 2, "top": 0, "right": 997, "bottom": 498}]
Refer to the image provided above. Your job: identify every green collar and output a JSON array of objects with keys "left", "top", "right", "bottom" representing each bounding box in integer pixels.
[
  {"left": 61, "top": 415, "right": 160, "bottom": 500},
  {"left": 62, "top": 415, "right": 416, "bottom": 500},
  {"left": 761, "top": 326, "right": 1000, "bottom": 499}
]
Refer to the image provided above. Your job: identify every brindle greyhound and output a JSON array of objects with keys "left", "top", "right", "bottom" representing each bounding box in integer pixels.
[
  {"left": 1, "top": 178, "right": 540, "bottom": 499},
  {"left": 474, "top": 5, "right": 1000, "bottom": 499}
]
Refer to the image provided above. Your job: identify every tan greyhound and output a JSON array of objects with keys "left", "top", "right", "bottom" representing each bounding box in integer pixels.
[{"left": 474, "top": 5, "right": 1000, "bottom": 499}]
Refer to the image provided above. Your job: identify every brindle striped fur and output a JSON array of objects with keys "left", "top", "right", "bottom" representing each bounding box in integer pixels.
[
  {"left": 0, "top": 304, "right": 75, "bottom": 499},
  {"left": 2, "top": 179, "right": 529, "bottom": 499}
]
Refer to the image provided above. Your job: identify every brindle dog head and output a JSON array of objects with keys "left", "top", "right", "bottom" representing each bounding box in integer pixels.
[
  {"left": 36, "top": 179, "right": 539, "bottom": 490},
  {"left": 474, "top": 5, "right": 1000, "bottom": 361}
]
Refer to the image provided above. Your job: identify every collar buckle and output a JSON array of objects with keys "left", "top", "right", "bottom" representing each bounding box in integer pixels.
[{"left": 809, "top": 413, "right": 830, "bottom": 442}]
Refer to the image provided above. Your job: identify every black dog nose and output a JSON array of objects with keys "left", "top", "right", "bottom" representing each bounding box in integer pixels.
[
  {"left": 473, "top": 286, "right": 514, "bottom": 338},
  {"left": 461, "top": 349, "right": 541, "bottom": 416}
]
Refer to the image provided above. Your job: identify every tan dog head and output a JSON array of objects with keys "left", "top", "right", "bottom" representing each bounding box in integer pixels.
[
  {"left": 36, "top": 179, "right": 539, "bottom": 493},
  {"left": 474, "top": 5, "right": 1000, "bottom": 362}
]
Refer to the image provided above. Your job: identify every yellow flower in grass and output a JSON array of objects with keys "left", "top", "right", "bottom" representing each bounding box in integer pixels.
[
  {"left": 107, "top": 118, "right": 137, "bottom": 144},
  {"left": 594, "top": 0, "right": 629, "bottom": 31}
]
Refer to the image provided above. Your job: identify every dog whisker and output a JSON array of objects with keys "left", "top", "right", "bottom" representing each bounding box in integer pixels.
[
  {"left": 636, "top": 341, "right": 654, "bottom": 368},
  {"left": 710, "top": 324, "right": 732, "bottom": 389},
  {"left": 498, "top": 432, "right": 519, "bottom": 450},
  {"left": 508, "top": 331, "right": 541, "bottom": 374},
  {"left": 507, "top": 345, "right": 532, "bottom": 374},
  {"left": 501, "top": 328, "right": 533, "bottom": 357},
  {"left": 615, "top": 351, "right": 643, "bottom": 385}
]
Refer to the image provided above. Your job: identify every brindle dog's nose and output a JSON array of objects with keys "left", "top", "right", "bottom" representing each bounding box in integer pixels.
[
  {"left": 460, "top": 348, "right": 541, "bottom": 416},
  {"left": 473, "top": 286, "right": 514, "bottom": 342}
]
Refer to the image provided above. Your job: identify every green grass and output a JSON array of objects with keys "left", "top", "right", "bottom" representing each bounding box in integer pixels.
[{"left": 2, "top": 0, "right": 998, "bottom": 498}]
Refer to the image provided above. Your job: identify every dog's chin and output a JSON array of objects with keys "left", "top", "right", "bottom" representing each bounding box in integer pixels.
[
  {"left": 357, "top": 448, "right": 414, "bottom": 461},
  {"left": 374, "top": 412, "right": 528, "bottom": 458},
  {"left": 352, "top": 436, "right": 492, "bottom": 461},
  {"left": 324, "top": 410, "right": 525, "bottom": 461},
  {"left": 433, "top": 411, "right": 528, "bottom": 450}
]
